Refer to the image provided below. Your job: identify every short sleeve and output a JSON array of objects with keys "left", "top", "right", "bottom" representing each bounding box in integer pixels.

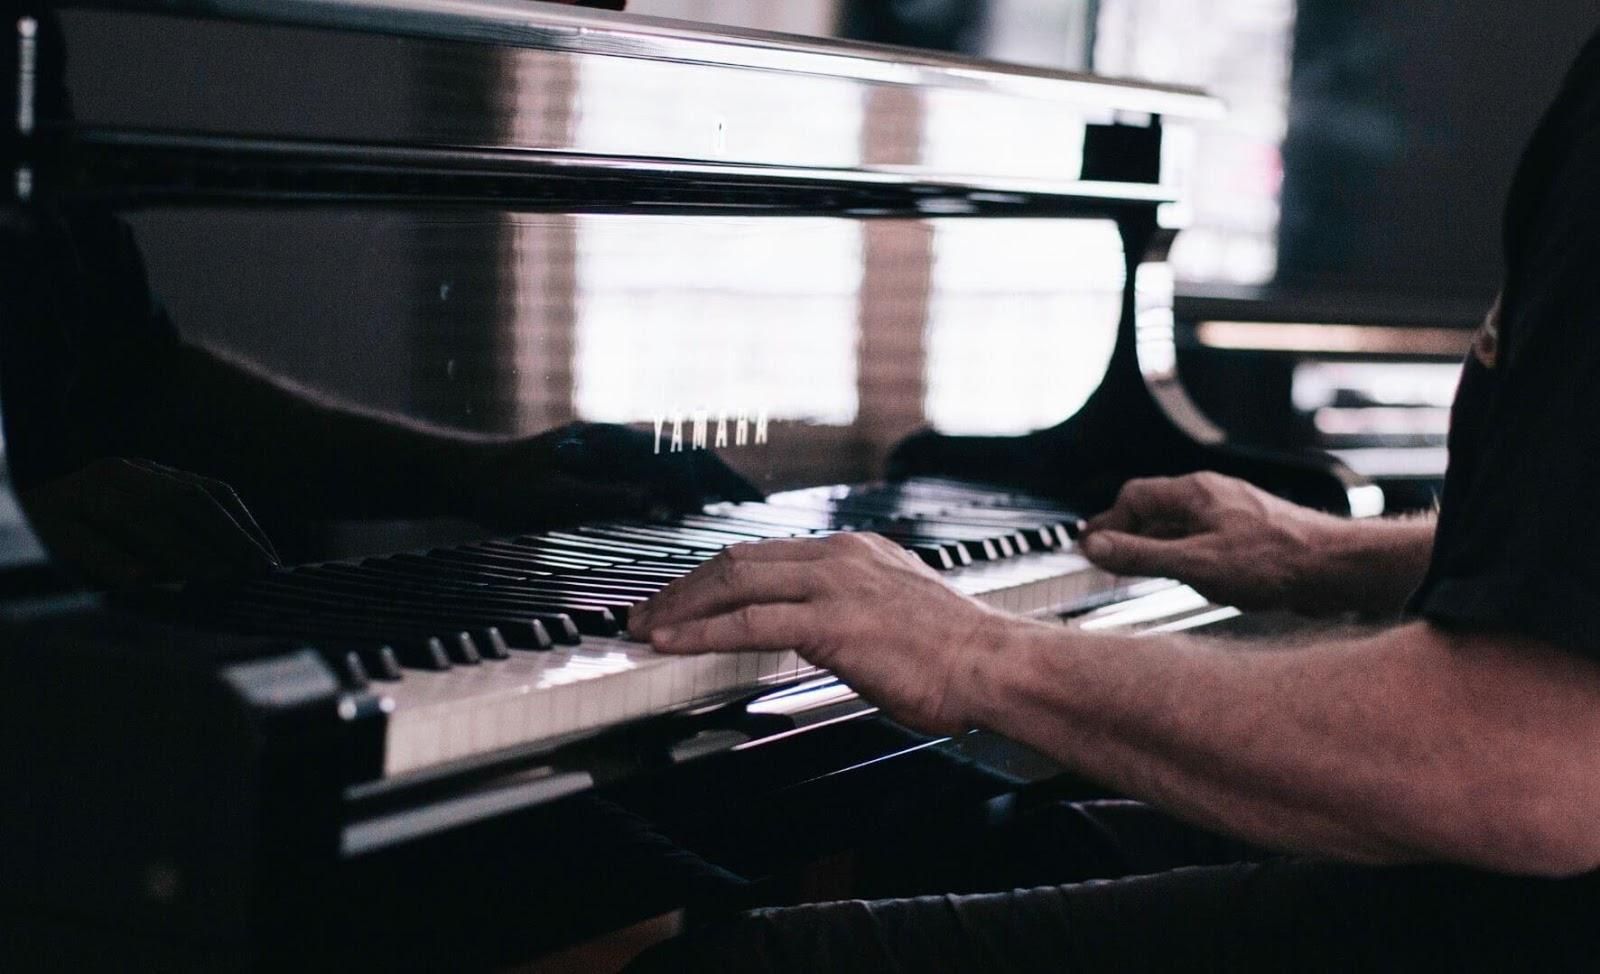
[{"left": 1411, "top": 83, "right": 1600, "bottom": 658}]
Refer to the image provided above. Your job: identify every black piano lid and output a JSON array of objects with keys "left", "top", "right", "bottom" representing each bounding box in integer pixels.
[
  {"left": 22, "top": 0, "right": 1216, "bottom": 208},
  {"left": 40, "top": 0, "right": 1222, "bottom": 117},
  {"left": 3, "top": 0, "right": 1372, "bottom": 594}
]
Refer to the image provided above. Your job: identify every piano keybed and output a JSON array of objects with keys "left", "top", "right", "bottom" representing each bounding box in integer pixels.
[{"left": 195, "top": 479, "right": 1163, "bottom": 778}]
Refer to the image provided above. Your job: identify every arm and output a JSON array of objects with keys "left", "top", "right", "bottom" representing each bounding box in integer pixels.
[
  {"left": 974, "top": 617, "right": 1600, "bottom": 876},
  {"left": 1080, "top": 473, "right": 1435, "bottom": 615},
  {"left": 630, "top": 534, "right": 1600, "bottom": 878},
  {"left": 153, "top": 342, "right": 757, "bottom": 525}
]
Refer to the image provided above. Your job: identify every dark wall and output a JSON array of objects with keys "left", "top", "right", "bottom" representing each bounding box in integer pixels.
[{"left": 1278, "top": 0, "right": 1596, "bottom": 306}]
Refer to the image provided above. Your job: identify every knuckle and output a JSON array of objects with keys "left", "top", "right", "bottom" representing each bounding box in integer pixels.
[
  {"left": 830, "top": 532, "right": 871, "bottom": 553},
  {"left": 718, "top": 556, "right": 746, "bottom": 587}
]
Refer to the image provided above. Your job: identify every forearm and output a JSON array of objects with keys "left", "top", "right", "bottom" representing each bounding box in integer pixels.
[
  {"left": 1296, "top": 514, "right": 1436, "bottom": 615},
  {"left": 968, "top": 618, "right": 1600, "bottom": 876}
]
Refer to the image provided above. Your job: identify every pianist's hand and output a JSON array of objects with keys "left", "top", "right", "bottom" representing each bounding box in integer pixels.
[
  {"left": 629, "top": 533, "right": 1008, "bottom": 736},
  {"left": 1078, "top": 472, "right": 1340, "bottom": 612},
  {"left": 20, "top": 457, "right": 281, "bottom": 588}
]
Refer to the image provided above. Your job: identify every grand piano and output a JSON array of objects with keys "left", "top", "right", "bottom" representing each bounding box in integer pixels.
[{"left": 1, "top": 1, "right": 1379, "bottom": 968}]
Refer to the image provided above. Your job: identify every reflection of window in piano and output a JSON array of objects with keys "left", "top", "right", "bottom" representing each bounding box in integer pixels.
[
  {"left": 1096, "top": 0, "right": 1295, "bottom": 286},
  {"left": 625, "top": 0, "right": 838, "bottom": 37},
  {"left": 571, "top": 216, "right": 864, "bottom": 430},
  {"left": 923, "top": 219, "right": 1125, "bottom": 436},
  {"left": 919, "top": 87, "right": 1088, "bottom": 183},
  {"left": 573, "top": 54, "right": 865, "bottom": 169}
]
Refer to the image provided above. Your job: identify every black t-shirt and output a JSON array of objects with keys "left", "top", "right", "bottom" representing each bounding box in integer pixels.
[{"left": 1409, "top": 28, "right": 1600, "bottom": 657}]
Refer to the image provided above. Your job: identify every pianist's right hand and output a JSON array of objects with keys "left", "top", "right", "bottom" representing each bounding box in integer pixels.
[{"left": 1078, "top": 472, "right": 1435, "bottom": 616}]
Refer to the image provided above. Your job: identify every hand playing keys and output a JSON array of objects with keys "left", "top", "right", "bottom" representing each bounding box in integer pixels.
[{"left": 628, "top": 532, "right": 1011, "bottom": 736}]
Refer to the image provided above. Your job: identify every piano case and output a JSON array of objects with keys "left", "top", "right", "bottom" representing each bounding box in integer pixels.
[{"left": 1, "top": 1, "right": 1374, "bottom": 967}]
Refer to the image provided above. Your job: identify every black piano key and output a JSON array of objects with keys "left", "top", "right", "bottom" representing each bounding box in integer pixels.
[
  {"left": 891, "top": 533, "right": 975, "bottom": 566},
  {"left": 380, "top": 553, "right": 532, "bottom": 583},
  {"left": 465, "top": 543, "right": 614, "bottom": 570},
  {"left": 367, "top": 646, "right": 405, "bottom": 681},
  {"left": 476, "top": 626, "right": 512, "bottom": 660},
  {"left": 422, "top": 551, "right": 680, "bottom": 599},
  {"left": 595, "top": 522, "right": 749, "bottom": 548},
  {"left": 488, "top": 538, "right": 633, "bottom": 567},
  {"left": 542, "top": 531, "right": 699, "bottom": 559},
  {"left": 405, "top": 636, "right": 454, "bottom": 671},
  {"left": 795, "top": 500, "right": 1031, "bottom": 560},
  {"left": 908, "top": 544, "right": 955, "bottom": 571},
  {"left": 353, "top": 559, "right": 650, "bottom": 611},
  {"left": 214, "top": 595, "right": 457, "bottom": 671},
  {"left": 218, "top": 599, "right": 457, "bottom": 671},
  {"left": 327, "top": 564, "right": 590, "bottom": 628},
  {"left": 675, "top": 515, "right": 813, "bottom": 539},
  {"left": 327, "top": 564, "right": 623, "bottom": 637},
  {"left": 427, "top": 547, "right": 570, "bottom": 574},
  {"left": 241, "top": 576, "right": 563, "bottom": 650},
  {"left": 336, "top": 648, "right": 369, "bottom": 690},
  {"left": 425, "top": 547, "right": 565, "bottom": 577},
  {"left": 445, "top": 631, "right": 482, "bottom": 666},
  {"left": 719, "top": 505, "right": 839, "bottom": 530},
  {"left": 574, "top": 525, "right": 723, "bottom": 553},
  {"left": 297, "top": 565, "right": 579, "bottom": 644},
  {"left": 580, "top": 566, "right": 688, "bottom": 583}
]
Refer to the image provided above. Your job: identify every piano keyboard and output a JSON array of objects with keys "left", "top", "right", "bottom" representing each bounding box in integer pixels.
[{"left": 197, "top": 479, "right": 1161, "bottom": 778}]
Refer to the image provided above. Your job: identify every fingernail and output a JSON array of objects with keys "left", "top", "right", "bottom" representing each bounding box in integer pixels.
[
  {"left": 1082, "top": 534, "right": 1110, "bottom": 558},
  {"left": 651, "top": 626, "right": 677, "bottom": 648}
]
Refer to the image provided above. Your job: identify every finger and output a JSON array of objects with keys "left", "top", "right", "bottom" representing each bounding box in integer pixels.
[
  {"left": 630, "top": 559, "right": 819, "bottom": 636},
  {"left": 649, "top": 603, "right": 811, "bottom": 655},
  {"left": 1087, "top": 478, "right": 1197, "bottom": 536},
  {"left": 719, "top": 538, "right": 839, "bottom": 562},
  {"left": 1080, "top": 530, "right": 1201, "bottom": 579}
]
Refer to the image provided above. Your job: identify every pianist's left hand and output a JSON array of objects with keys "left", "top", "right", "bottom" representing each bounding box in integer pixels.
[{"left": 629, "top": 532, "right": 1009, "bottom": 736}]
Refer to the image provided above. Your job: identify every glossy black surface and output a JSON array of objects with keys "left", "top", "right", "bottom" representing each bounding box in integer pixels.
[{"left": 2, "top": 0, "right": 1373, "bottom": 595}]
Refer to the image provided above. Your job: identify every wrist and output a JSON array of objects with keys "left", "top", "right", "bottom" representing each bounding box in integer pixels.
[
  {"left": 1289, "top": 514, "right": 1436, "bottom": 616},
  {"left": 961, "top": 613, "right": 1056, "bottom": 733},
  {"left": 1284, "top": 513, "right": 1357, "bottom": 615}
]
